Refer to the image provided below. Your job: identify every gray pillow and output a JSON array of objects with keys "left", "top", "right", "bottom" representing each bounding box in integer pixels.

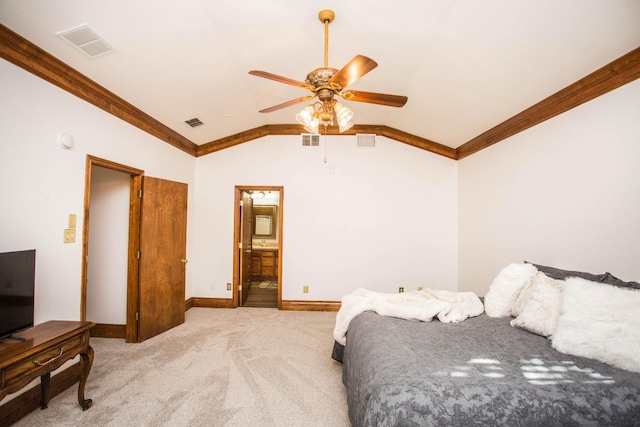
[
  {"left": 603, "top": 272, "right": 640, "bottom": 290},
  {"left": 525, "top": 261, "right": 607, "bottom": 282}
]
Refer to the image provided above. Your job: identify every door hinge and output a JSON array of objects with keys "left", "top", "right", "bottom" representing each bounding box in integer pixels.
[
  {"left": 138, "top": 189, "right": 143, "bottom": 198},
  {"left": 239, "top": 200, "right": 244, "bottom": 207},
  {"left": 239, "top": 242, "right": 242, "bottom": 249},
  {"left": 238, "top": 285, "right": 242, "bottom": 291},
  {"left": 136, "top": 250, "right": 141, "bottom": 259},
  {"left": 135, "top": 312, "right": 139, "bottom": 321}
]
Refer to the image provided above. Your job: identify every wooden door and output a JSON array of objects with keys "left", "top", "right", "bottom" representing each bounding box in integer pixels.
[
  {"left": 137, "top": 177, "right": 188, "bottom": 342},
  {"left": 239, "top": 192, "right": 253, "bottom": 306}
]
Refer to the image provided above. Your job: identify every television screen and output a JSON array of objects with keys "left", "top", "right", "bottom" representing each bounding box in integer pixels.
[{"left": 0, "top": 249, "right": 36, "bottom": 339}]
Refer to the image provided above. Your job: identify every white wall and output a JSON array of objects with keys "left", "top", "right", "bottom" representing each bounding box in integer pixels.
[
  {"left": 191, "top": 135, "right": 459, "bottom": 301},
  {"left": 86, "top": 166, "right": 130, "bottom": 324},
  {"left": 458, "top": 79, "right": 640, "bottom": 295},
  {"left": 3, "top": 53, "right": 639, "bottom": 313},
  {"left": 0, "top": 59, "right": 196, "bottom": 324}
]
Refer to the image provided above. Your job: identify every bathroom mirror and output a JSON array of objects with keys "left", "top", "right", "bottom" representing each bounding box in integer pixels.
[{"left": 253, "top": 205, "right": 276, "bottom": 239}]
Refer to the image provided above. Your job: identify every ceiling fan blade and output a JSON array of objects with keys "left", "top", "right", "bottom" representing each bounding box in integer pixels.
[
  {"left": 341, "top": 90, "right": 408, "bottom": 107},
  {"left": 329, "top": 55, "right": 378, "bottom": 90},
  {"left": 258, "top": 96, "right": 314, "bottom": 113},
  {"left": 249, "top": 70, "right": 313, "bottom": 90}
]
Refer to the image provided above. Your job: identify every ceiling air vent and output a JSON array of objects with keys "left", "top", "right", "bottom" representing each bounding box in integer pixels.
[
  {"left": 56, "top": 24, "right": 115, "bottom": 58},
  {"left": 356, "top": 134, "right": 376, "bottom": 147},
  {"left": 184, "top": 117, "right": 204, "bottom": 128},
  {"left": 301, "top": 133, "right": 320, "bottom": 146}
]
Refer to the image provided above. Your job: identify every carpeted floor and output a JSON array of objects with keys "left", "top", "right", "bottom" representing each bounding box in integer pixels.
[{"left": 13, "top": 308, "right": 349, "bottom": 427}]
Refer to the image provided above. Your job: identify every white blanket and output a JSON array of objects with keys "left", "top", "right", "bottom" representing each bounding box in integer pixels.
[{"left": 333, "top": 288, "right": 484, "bottom": 345}]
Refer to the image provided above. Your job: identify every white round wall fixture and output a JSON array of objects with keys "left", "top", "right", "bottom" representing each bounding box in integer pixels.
[{"left": 59, "top": 133, "right": 74, "bottom": 150}]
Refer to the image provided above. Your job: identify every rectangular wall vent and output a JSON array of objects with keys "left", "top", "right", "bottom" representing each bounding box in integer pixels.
[
  {"left": 184, "top": 117, "right": 204, "bottom": 128},
  {"left": 301, "top": 133, "right": 320, "bottom": 146},
  {"left": 357, "top": 134, "right": 376, "bottom": 147},
  {"left": 56, "top": 24, "right": 115, "bottom": 58}
]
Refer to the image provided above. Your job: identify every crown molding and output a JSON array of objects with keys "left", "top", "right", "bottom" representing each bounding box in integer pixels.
[
  {"left": 456, "top": 46, "right": 640, "bottom": 160},
  {"left": 0, "top": 23, "right": 198, "bottom": 156},
  {"left": 2, "top": 23, "right": 638, "bottom": 161}
]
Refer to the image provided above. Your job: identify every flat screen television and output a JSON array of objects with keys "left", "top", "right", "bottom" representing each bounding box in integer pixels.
[{"left": 0, "top": 249, "right": 36, "bottom": 340}]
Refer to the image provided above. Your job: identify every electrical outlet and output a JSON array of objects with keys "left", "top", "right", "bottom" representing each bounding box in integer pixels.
[
  {"left": 303, "top": 285, "right": 309, "bottom": 293},
  {"left": 63, "top": 228, "right": 76, "bottom": 243},
  {"left": 226, "top": 283, "right": 232, "bottom": 291},
  {"left": 417, "top": 286, "right": 423, "bottom": 291},
  {"left": 398, "top": 286, "right": 404, "bottom": 293}
]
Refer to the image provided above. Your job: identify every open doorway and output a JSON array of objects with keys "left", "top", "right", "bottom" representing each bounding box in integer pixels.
[
  {"left": 82, "top": 155, "right": 189, "bottom": 342},
  {"left": 233, "top": 186, "right": 283, "bottom": 309}
]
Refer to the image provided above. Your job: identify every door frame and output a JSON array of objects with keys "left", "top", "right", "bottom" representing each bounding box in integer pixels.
[
  {"left": 233, "top": 186, "right": 283, "bottom": 309},
  {"left": 82, "top": 155, "right": 143, "bottom": 342}
]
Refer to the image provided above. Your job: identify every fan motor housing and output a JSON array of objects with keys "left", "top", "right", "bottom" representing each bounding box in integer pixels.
[{"left": 306, "top": 67, "right": 338, "bottom": 87}]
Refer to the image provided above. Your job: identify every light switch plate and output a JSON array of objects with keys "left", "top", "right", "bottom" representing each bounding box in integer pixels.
[{"left": 68, "top": 214, "right": 77, "bottom": 229}]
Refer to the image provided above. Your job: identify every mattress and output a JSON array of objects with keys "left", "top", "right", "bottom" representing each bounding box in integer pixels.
[{"left": 334, "top": 311, "right": 640, "bottom": 426}]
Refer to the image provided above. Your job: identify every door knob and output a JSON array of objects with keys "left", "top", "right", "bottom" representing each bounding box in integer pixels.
[{"left": 180, "top": 259, "right": 188, "bottom": 264}]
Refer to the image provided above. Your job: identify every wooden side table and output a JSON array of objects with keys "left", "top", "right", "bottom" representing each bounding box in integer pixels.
[{"left": 0, "top": 320, "right": 95, "bottom": 411}]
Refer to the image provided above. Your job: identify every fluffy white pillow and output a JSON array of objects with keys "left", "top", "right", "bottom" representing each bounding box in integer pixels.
[
  {"left": 484, "top": 262, "right": 538, "bottom": 317},
  {"left": 552, "top": 277, "right": 640, "bottom": 373},
  {"left": 510, "top": 275, "right": 536, "bottom": 317},
  {"left": 510, "top": 272, "right": 563, "bottom": 337}
]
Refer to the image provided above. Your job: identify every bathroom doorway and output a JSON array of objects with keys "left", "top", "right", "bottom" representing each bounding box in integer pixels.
[{"left": 233, "top": 186, "right": 283, "bottom": 308}]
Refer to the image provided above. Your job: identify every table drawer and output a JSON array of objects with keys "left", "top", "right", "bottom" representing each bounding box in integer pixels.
[{"left": 3, "top": 333, "right": 86, "bottom": 387}]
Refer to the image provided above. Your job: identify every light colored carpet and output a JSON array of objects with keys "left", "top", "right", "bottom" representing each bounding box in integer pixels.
[{"left": 15, "top": 308, "right": 350, "bottom": 427}]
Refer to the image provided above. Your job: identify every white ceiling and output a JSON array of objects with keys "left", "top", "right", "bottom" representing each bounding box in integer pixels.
[{"left": 1, "top": 0, "right": 639, "bottom": 148}]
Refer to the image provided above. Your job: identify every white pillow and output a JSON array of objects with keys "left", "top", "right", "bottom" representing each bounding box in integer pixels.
[
  {"left": 551, "top": 277, "right": 640, "bottom": 373},
  {"left": 510, "top": 272, "right": 563, "bottom": 337},
  {"left": 484, "top": 262, "right": 538, "bottom": 317},
  {"left": 510, "top": 274, "right": 537, "bottom": 317}
]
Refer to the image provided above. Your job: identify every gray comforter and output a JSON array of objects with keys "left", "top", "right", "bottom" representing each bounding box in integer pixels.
[{"left": 334, "top": 311, "right": 640, "bottom": 426}]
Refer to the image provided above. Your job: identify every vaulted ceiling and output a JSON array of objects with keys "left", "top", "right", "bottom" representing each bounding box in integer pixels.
[{"left": 1, "top": 1, "right": 639, "bottom": 159}]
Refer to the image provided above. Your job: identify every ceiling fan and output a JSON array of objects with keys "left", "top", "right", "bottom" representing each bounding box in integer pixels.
[{"left": 249, "top": 9, "right": 408, "bottom": 133}]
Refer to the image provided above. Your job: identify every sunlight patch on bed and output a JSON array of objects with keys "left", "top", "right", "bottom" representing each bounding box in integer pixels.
[
  {"left": 519, "top": 358, "right": 614, "bottom": 386},
  {"left": 469, "top": 358, "right": 500, "bottom": 365},
  {"left": 483, "top": 372, "right": 505, "bottom": 378},
  {"left": 447, "top": 358, "right": 506, "bottom": 379}
]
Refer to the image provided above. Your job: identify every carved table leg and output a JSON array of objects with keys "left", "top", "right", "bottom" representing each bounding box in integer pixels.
[
  {"left": 77, "top": 345, "right": 94, "bottom": 410},
  {"left": 39, "top": 372, "right": 51, "bottom": 409}
]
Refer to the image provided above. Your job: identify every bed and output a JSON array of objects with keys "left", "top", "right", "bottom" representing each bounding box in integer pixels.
[{"left": 332, "top": 264, "right": 640, "bottom": 426}]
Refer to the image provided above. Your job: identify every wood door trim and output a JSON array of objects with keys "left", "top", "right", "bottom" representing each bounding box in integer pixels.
[
  {"left": 233, "top": 186, "right": 283, "bottom": 308},
  {"left": 82, "top": 155, "right": 143, "bottom": 343}
]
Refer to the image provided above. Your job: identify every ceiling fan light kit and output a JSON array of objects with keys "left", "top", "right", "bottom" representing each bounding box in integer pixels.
[{"left": 249, "top": 9, "right": 407, "bottom": 134}]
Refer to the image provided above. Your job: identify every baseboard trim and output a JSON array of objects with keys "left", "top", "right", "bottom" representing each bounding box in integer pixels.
[
  {"left": 0, "top": 362, "right": 80, "bottom": 426},
  {"left": 185, "top": 297, "right": 341, "bottom": 311},
  {"left": 90, "top": 323, "right": 126, "bottom": 338},
  {"left": 188, "top": 297, "right": 236, "bottom": 309},
  {"left": 280, "top": 300, "right": 341, "bottom": 311}
]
